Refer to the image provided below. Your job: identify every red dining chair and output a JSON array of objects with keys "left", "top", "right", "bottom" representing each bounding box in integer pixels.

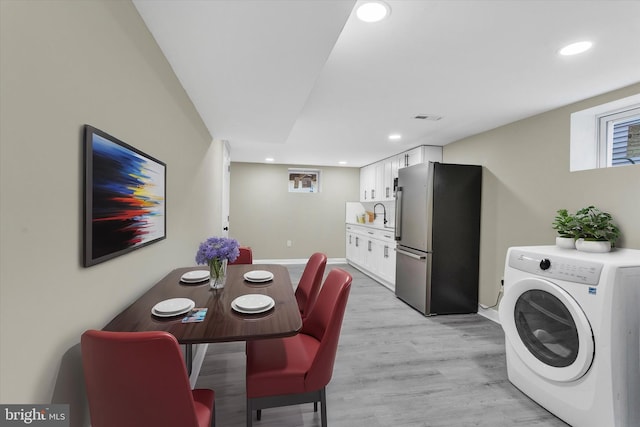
[
  {"left": 81, "top": 330, "right": 215, "bottom": 427},
  {"left": 230, "top": 246, "right": 253, "bottom": 265},
  {"left": 295, "top": 252, "right": 327, "bottom": 320},
  {"left": 245, "top": 268, "right": 352, "bottom": 427}
]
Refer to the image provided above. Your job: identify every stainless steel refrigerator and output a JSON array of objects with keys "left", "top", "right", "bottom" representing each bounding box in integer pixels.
[{"left": 394, "top": 162, "right": 482, "bottom": 315}]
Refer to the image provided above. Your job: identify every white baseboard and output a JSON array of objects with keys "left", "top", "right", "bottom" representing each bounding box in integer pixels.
[
  {"left": 346, "top": 260, "right": 395, "bottom": 291},
  {"left": 478, "top": 306, "right": 500, "bottom": 324}
]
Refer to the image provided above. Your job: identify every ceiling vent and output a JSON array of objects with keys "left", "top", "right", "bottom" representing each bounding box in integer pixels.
[{"left": 414, "top": 114, "right": 443, "bottom": 121}]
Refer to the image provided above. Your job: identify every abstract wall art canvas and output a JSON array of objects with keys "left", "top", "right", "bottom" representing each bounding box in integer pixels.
[{"left": 83, "top": 125, "right": 166, "bottom": 267}]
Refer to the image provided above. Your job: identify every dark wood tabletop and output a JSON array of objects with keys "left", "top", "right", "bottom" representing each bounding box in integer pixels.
[{"left": 103, "top": 264, "right": 302, "bottom": 343}]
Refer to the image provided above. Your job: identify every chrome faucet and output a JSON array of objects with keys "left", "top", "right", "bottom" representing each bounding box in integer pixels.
[{"left": 373, "top": 203, "right": 387, "bottom": 225}]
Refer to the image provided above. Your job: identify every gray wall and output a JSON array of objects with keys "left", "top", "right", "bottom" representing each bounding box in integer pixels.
[
  {"left": 443, "top": 82, "right": 640, "bottom": 306},
  {"left": 229, "top": 162, "right": 360, "bottom": 259},
  {"left": 0, "top": 1, "right": 223, "bottom": 421}
]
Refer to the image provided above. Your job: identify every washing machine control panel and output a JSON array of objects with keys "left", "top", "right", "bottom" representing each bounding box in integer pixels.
[{"left": 508, "top": 250, "right": 603, "bottom": 285}]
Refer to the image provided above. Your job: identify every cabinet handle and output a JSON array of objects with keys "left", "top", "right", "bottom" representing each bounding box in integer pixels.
[
  {"left": 356, "top": 237, "right": 359, "bottom": 247},
  {"left": 384, "top": 245, "right": 389, "bottom": 258},
  {"left": 368, "top": 241, "right": 372, "bottom": 251},
  {"left": 371, "top": 189, "right": 375, "bottom": 199},
  {"left": 349, "top": 235, "right": 352, "bottom": 244},
  {"left": 386, "top": 187, "right": 389, "bottom": 198},
  {"left": 364, "top": 190, "right": 367, "bottom": 200}
]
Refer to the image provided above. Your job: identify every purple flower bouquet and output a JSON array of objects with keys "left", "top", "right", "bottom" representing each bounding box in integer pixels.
[{"left": 196, "top": 237, "right": 240, "bottom": 289}]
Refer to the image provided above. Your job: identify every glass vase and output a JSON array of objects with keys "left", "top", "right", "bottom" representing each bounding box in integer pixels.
[{"left": 209, "top": 258, "right": 228, "bottom": 290}]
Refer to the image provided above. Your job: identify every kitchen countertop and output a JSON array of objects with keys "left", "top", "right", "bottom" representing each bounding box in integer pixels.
[{"left": 346, "top": 222, "right": 395, "bottom": 232}]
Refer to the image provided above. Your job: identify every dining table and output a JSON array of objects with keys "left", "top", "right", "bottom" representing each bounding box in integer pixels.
[{"left": 102, "top": 264, "right": 303, "bottom": 373}]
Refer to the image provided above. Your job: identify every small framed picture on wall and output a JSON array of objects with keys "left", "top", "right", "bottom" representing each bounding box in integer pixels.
[{"left": 288, "top": 168, "right": 320, "bottom": 193}]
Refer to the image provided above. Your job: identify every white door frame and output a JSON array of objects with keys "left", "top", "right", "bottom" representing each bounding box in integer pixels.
[{"left": 221, "top": 140, "right": 231, "bottom": 237}]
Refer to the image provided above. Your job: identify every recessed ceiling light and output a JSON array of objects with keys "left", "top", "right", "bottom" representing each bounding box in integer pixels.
[
  {"left": 559, "top": 41, "right": 593, "bottom": 56},
  {"left": 388, "top": 134, "right": 402, "bottom": 141},
  {"left": 265, "top": 157, "right": 274, "bottom": 162},
  {"left": 356, "top": 1, "right": 391, "bottom": 23},
  {"left": 338, "top": 161, "right": 348, "bottom": 165}
]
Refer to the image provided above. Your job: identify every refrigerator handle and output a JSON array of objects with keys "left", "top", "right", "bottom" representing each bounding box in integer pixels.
[
  {"left": 395, "top": 187, "right": 403, "bottom": 240},
  {"left": 395, "top": 248, "right": 426, "bottom": 260}
]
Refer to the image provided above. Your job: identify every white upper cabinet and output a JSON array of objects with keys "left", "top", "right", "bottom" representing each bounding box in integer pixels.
[
  {"left": 372, "top": 160, "right": 397, "bottom": 201},
  {"left": 396, "top": 145, "right": 443, "bottom": 169},
  {"left": 397, "top": 146, "right": 423, "bottom": 168},
  {"left": 360, "top": 164, "right": 376, "bottom": 201},
  {"left": 382, "top": 159, "right": 394, "bottom": 200},
  {"left": 360, "top": 146, "right": 442, "bottom": 202},
  {"left": 422, "top": 145, "right": 443, "bottom": 164},
  {"left": 360, "top": 160, "right": 392, "bottom": 201}
]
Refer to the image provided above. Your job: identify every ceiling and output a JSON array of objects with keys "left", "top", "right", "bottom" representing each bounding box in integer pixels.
[{"left": 133, "top": 0, "right": 640, "bottom": 167}]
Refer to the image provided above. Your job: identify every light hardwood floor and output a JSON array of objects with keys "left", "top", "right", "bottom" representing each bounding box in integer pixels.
[{"left": 195, "top": 264, "right": 568, "bottom": 427}]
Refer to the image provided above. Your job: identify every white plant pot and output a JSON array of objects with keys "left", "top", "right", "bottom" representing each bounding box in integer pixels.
[
  {"left": 575, "top": 238, "right": 611, "bottom": 253},
  {"left": 555, "top": 236, "right": 576, "bottom": 249}
]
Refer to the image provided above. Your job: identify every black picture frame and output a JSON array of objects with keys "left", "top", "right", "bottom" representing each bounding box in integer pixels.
[{"left": 83, "top": 125, "right": 166, "bottom": 267}]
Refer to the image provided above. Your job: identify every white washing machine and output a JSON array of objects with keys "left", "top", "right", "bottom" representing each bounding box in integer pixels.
[{"left": 499, "top": 245, "right": 640, "bottom": 427}]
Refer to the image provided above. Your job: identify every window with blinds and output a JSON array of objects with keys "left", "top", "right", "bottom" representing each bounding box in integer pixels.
[
  {"left": 570, "top": 94, "right": 640, "bottom": 171},
  {"left": 612, "top": 118, "right": 640, "bottom": 166},
  {"left": 598, "top": 106, "right": 640, "bottom": 167}
]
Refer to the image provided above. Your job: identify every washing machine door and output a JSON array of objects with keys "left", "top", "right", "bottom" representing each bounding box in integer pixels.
[{"left": 499, "top": 277, "right": 594, "bottom": 382}]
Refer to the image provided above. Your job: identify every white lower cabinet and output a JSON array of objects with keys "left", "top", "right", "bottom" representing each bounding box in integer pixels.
[
  {"left": 380, "top": 240, "right": 396, "bottom": 286},
  {"left": 345, "top": 225, "right": 395, "bottom": 291},
  {"left": 346, "top": 229, "right": 364, "bottom": 267}
]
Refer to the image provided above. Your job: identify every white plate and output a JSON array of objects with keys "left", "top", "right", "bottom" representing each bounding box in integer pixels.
[
  {"left": 152, "top": 303, "right": 195, "bottom": 317},
  {"left": 181, "top": 270, "right": 210, "bottom": 283},
  {"left": 244, "top": 270, "right": 274, "bottom": 282},
  {"left": 152, "top": 298, "right": 195, "bottom": 315},
  {"left": 231, "top": 294, "right": 274, "bottom": 312},
  {"left": 245, "top": 277, "right": 273, "bottom": 283},
  {"left": 232, "top": 299, "right": 275, "bottom": 314}
]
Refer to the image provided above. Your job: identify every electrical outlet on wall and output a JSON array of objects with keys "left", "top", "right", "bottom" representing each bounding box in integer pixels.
[{"left": 286, "top": 240, "right": 292, "bottom": 247}]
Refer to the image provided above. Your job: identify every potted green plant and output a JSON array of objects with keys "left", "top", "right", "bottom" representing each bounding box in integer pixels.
[
  {"left": 552, "top": 209, "right": 578, "bottom": 248},
  {"left": 573, "top": 205, "right": 621, "bottom": 253}
]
